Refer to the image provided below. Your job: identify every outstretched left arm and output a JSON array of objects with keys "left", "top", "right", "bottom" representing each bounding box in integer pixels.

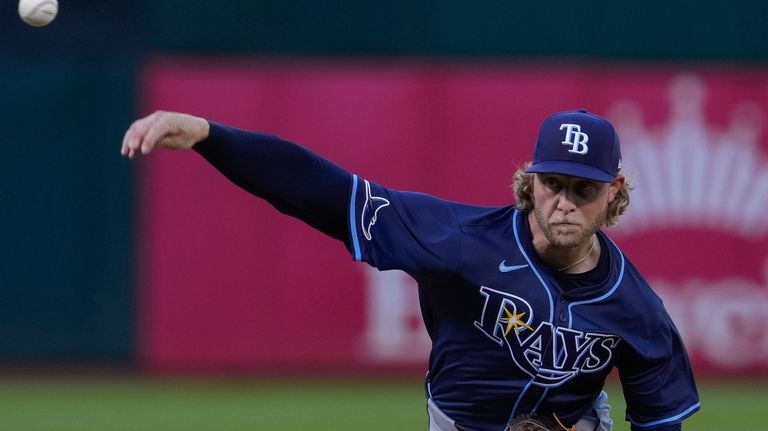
[{"left": 121, "top": 111, "right": 353, "bottom": 245}]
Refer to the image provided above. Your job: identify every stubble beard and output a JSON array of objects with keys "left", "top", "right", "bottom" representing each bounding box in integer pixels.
[{"left": 533, "top": 206, "right": 607, "bottom": 249}]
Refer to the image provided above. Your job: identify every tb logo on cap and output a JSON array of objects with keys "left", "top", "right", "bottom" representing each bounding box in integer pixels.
[{"left": 560, "top": 124, "right": 589, "bottom": 155}]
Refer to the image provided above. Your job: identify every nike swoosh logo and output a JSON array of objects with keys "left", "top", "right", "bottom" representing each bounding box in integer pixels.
[{"left": 498, "top": 261, "right": 529, "bottom": 273}]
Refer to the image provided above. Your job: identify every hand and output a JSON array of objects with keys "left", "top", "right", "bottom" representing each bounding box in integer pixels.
[{"left": 121, "top": 111, "right": 210, "bottom": 159}]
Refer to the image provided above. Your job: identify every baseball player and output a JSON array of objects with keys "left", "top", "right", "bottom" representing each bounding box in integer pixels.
[{"left": 121, "top": 109, "right": 700, "bottom": 431}]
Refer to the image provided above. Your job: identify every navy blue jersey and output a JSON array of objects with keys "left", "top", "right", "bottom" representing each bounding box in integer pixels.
[{"left": 195, "top": 123, "right": 700, "bottom": 431}]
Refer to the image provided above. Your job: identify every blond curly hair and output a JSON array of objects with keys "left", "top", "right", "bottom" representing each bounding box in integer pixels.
[{"left": 512, "top": 164, "right": 631, "bottom": 227}]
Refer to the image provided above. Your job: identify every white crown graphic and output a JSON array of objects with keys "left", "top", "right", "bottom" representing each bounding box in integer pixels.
[{"left": 608, "top": 74, "right": 768, "bottom": 238}]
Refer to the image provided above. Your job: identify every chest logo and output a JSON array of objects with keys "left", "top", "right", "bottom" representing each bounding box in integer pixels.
[
  {"left": 474, "top": 286, "right": 620, "bottom": 387},
  {"left": 499, "top": 261, "right": 529, "bottom": 272}
]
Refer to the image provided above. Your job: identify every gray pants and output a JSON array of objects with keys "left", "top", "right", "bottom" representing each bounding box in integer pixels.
[{"left": 427, "top": 391, "right": 613, "bottom": 431}]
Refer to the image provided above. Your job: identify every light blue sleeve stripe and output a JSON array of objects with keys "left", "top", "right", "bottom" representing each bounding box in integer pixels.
[
  {"left": 629, "top": 402, "right": 701, "bottom": 428},
  {"left": 349, "top": 174, "right": 362, "bottom": 261}
]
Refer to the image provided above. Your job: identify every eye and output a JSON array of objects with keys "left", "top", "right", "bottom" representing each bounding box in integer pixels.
[
  {"left": 542, "top": 177, "right": 561, "bottom": 190},
  {"left": 576, "top": 182, "right": 598, "bottom": 198}
]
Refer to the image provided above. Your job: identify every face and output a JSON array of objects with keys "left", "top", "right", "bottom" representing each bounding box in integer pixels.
[{"left": 531, "top": 173, "right": 623, "bottom": 248}]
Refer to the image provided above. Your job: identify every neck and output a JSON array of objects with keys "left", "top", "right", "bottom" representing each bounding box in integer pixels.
[
  {"left": 556, "top": 235, "right": 597, "bottom": 272},
  {"left": 527, "top": 212, "right": 601, "bottom": 273}
]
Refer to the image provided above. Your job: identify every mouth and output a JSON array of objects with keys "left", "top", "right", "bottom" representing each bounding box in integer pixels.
[
  {"left": 551, "top": 222, "right": 580, "bottom": 232},
  {"left": 551, "top": 221, "right": 578, "bottom": 226}
]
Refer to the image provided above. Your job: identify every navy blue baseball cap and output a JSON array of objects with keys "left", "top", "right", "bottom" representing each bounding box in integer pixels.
[{"left": 525, "top": 109, "right": 622, "bottom": 183}]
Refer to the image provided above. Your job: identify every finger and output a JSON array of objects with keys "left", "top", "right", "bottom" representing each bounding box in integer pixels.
[
  {"left": 123, "top": 112, "right": 164, "bottom": 157},
  {"left": 140, "top": 113, "right": 174, "bottom": 154},
  {"left": 134, "top": 112, "right": 164, "bottom": 154},
  {"left": 122, "top": 115, "right": 152, "bottom": 156},
  {"left": 121, "top": 121, "right": 138, "bottom": 156}
]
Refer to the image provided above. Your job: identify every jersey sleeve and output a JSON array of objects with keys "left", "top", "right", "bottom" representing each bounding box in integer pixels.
[
  {"left": 193, "top": 123, "right": 461, "bottom": 274},
  {"left": 194, "top": 122, "right": 353, "bottom": 244},
  {"left": 617, "top": 313, "right": 700, "bottom": 430},
  {"left": 347, "top": 176, "right": 461, "bottom": 274}
]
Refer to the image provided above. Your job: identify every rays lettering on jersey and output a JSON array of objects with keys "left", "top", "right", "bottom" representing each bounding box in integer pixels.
[{"left": 474, "top": 286, "right": 620, "bottom": 387}]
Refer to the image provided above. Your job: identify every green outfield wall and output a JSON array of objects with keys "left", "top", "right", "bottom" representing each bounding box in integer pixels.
[
  {"left": 145, "top": 0, "right": 768, "bottom": 60},
  {"left": 0, "top": 60, "right": 136, "bottom": 362}
]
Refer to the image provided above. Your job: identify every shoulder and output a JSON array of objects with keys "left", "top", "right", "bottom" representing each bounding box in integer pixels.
[
  {"left": 454, "top": 204, "right": 518, "bottom": 228},
  {"left": 606, "top": 246, "right": 678, "bottom": 347},
  {"left": 378, "top": 185, "right": 514, "bottom": 228},
  {"left": 597, "top": 237, "right": 669, "bottom": 319},
  {"left": 615, "top": 254, "right": 664, "bottom": 308}
]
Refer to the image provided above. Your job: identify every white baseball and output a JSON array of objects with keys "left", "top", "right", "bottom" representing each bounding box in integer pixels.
[{"left": 18, "top": 0, "right": 58, "bottom": 27}]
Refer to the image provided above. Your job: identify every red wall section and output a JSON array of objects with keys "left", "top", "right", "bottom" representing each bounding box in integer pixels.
[{"left": 139, "top": 60, "right": 768, "bottom": 376}]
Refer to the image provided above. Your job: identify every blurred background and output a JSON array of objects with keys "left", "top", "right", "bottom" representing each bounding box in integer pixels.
[{"left": 2, "top": 1, "right": 767, "bottom": 430}]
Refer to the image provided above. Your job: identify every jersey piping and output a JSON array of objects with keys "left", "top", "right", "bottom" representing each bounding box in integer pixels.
[
  {"left": 514, "top": 211, "right": 627, "bottom": 419},
  {"left": 628, "top": 402, "right": 701, "bottom": 428},
  {"left": 509, "top": 208, "right": 556, "bottom": 419},
  {"left": 566, "top": 236, "right": 626, "bottom": 328}
]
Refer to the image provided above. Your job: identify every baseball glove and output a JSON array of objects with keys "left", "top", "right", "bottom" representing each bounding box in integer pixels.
[{"left": 504, "top": 414, "right": 574, "bottom": 431}]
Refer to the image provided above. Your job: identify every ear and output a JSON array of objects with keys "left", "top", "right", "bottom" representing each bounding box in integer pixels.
[{"left": 607, "top": 174, "right": 625, "bottom": 203}]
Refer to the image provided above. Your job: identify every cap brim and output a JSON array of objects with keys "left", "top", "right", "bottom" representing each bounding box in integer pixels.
[{"left": 525, "top": 161, "right": 616, "bottom": 183}]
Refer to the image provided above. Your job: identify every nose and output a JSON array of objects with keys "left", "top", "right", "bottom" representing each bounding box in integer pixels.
[{"left": 555, "top": 189, "right": 577, "bottom": 213}]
